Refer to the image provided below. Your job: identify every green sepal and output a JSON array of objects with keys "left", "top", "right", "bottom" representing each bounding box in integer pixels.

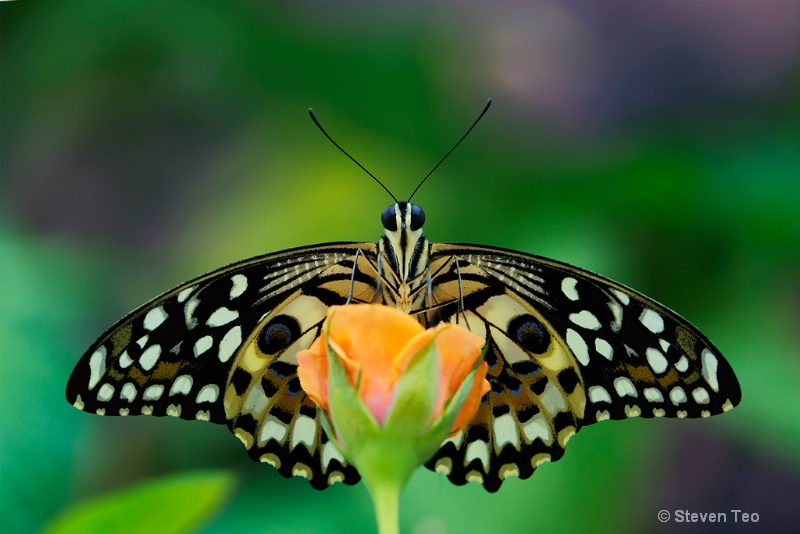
[
  {"left": 424, "top": 341, "right": 489, "bottom": 447},
  {"left": 382, "top": 336, "right": 439, "bottom": 445}
]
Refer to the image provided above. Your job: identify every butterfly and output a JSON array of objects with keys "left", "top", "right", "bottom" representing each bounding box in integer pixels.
[{"left": 67, "top": 100, "right": 741, "bottom": 492}]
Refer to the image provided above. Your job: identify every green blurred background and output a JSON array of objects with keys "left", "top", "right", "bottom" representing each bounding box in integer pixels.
[{"left": 2, "top": 2, "right": 799, "bottom": 533}]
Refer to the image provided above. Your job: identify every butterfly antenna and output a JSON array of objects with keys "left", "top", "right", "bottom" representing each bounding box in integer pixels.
[
  {"left": 408, "top": 97, "right": 492, "bottom": 202},
  {"left": 309, "top": 108, "right": 398, "bottom": 203}
]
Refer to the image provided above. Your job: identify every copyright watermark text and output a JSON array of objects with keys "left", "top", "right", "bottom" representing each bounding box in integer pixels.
[{"left": 658, "top": 509, "right": 760, "bottom": 523}]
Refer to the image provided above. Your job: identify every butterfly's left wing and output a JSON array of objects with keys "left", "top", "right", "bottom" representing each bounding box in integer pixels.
[
  {"left": 424, "top": 243, "right": 741, "bottom": 492},
  {"left": 67, "top": 242, "right": 382, "bottom": 489}
]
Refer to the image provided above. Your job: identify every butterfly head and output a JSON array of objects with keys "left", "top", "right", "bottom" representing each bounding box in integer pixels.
[
  {"left": 379, "top": 202, "right": 429, "bottom": 282},
  {"left": 381, "top": 202, "right": 425, "bottom": 234}
]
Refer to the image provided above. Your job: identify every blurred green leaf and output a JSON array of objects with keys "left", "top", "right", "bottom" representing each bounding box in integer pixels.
[{"left": 41, "top": 471, "right": 236, "bottom": 534}]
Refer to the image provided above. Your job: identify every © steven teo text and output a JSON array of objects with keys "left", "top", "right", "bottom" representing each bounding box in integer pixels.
[{"left": 674, "top": 510, "right": 759, "bottom": 523}]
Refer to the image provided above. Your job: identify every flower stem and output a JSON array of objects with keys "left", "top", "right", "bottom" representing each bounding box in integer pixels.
[{"left": 367, "top": 479, "right": 401, "bottom": 534}]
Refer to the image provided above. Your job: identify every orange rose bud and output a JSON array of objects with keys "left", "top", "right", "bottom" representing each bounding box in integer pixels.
[{"left": 297, "top": 304, "right": 488, "bottom": 435}]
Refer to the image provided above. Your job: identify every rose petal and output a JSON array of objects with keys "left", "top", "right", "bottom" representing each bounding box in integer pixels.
[
  {"left": 449, "top": 360, "right": 490, "bottom": 435},
  {"left": 433, "top": 325, "right": 486, "bottom": 425},
  {"left": 297, "top": 336, "right": 329, "bottom": 411}
]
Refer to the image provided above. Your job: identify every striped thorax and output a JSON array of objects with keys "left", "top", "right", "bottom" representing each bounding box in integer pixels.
[{"left": 378, "top": 202, "right": 430, "bottom": 313}]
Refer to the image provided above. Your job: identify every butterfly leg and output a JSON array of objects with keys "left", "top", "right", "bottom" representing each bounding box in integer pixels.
[
  {"left": 424, "top": 268, "right": 435, "bottom": 327},
  {"left": 454, "top": 257, "right": 471, "bottom": 329},
  {"left": 345, "top": 248, "right": 362, "bottom": 305},
  {"left": 371, "top": 252, "right": 384, "bottom": 303}
]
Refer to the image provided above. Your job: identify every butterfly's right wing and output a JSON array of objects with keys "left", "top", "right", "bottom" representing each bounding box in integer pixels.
[
  {"left": 424, "top": 243, "right": 741, "bottom": 492},
  {"left": 67, "top": 242, "right": 381, "bottom": 489}
]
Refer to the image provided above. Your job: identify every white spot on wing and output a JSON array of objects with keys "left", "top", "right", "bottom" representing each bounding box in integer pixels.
[
  {"left": 97, "top": 383, "right": 115, "bottom": 402},
  {"left": 120, "top": 383, "right": 137, "bottom": 403},
  {"left": 139, "top": 344, "right": 161, "bottom": 371},
  {"left": 625, "top": 405, "right": 641, "bottom": 417},
  {"left": 645, "top": 347, "right": 668, "bottom": 374},
  {"left": 670, "top": 386, "right": 687, "bottom": 405},
  {"left": 644, "top": 387, "right": 664, "bottom": 403},
  {"left": 169, "top": 375, "right": 193, "bottom": 396},
  {"left": 566, "top": 328, "right": 590, "bottom": 366},
  {"left": 701, "top": 349, "right": 719, "bottom": 392},
  {"left": 88, "top": 347, "right": 106, "bottom": 390},
  {"left": 540, "top": 381, "right": 566, "bottom": 414},
  {"left": 143, "top": 384, "right": 164, "bottom": 401},
  {"left": 292, "top": 463, "right": 312, "bottom": 479},
  {"left": 561, "top": 277, "right": 579, "bottom": 301},
  {"left": 499, "top": 464, "right": 520, "bottom": 480},
  {"left": 230, "top": 274, "right": 248, "bottom": 299},
  {"left": 144, "top": 306, "right": 168, "bottom": 331},
  {"left": 207, "top": 307, "right": 239, "bottom": 327},
  {"left": 493, "top": 413, "right": 519, "bottom": 449},
  {"left": 608, "top": 299, "right": 623, "bottom": 333},
  {"left": 588, "top": 385, "right": 611, "bottom": 403},
  {"left": 692, "top": 387, "right": 710, "bottom": 404},
  {"left": 196, "top": 384, "right": 219, "bottom": 404},
  {"left": 260, "top": 416, "right": 287, "bottom": 444},
  {"left": 444, "top": 430, "right": 464, "bottom": 448},
  {"left": 291, "top": 415, "right": 317, "bottom": 449},
  {"left": 177, "top": 285, "right": 197, "bottom": 303},
  {"left": 322, "top": 442, "right": 345, "bottom": 470},
  {"left": 639, "top": 309, "right": 664, "bottom": 334},
  {"left": 614, "top": 376, "right": 637, "bottom": 398},
  {"left": 194, "top": 335, "right": 213, "bottom": 357},
  {"left": 218, "top": 325, "right": 242, "bottom": 363},
  {"left": 435, "top": 458, "right": 452, "bottom": 475},
  {"left": 675, "top": 356, "right": 689, "bottom": 373},
  {"left": 244, "top": 384, "right": 268, "bottom": 415},
  {"left": 523, "top": 413, "right": 551, "bottom": 444},
  {"left": 595, "top": 338, "right": 613, "bottom": 360},
  {"left": 119, "top": 350, "right": 133, "bottom": 369},
  {"left": 184, "top": 295, "right": 200, "bottom": 328},
  {"left": 569, "top": 310, "right": 601, "bottom": 330},
  {"left": 465, "top": 440, "right": 490, "bottom": 470},
  {"left": 611, "top": 289, "right": 630, "bottom": 305},
  {"left": 466, "top": 471, "right": 483, "bottom": 485}
]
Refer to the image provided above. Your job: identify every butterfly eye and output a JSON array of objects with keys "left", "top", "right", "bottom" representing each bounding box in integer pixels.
[
  {"left": 258, "top": 315, "right": 301, "bottom": 355},
  {"left": 409, "top": 204, "right": 425, "bottom": 231},
  {"left": 508, "top": 315, "right": 551, "bottom": 354},
  {"left": 381, "top": 205, "right": 397, "bottom": 231}
]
